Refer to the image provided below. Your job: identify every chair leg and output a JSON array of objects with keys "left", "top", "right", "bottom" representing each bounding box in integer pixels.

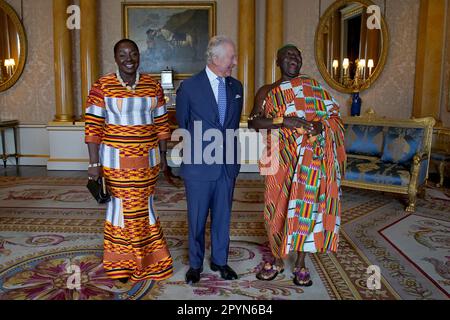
[
  {"left": 436, "top": 161, "right": 445, "bottom": 188},
  {"left": 1, "top": 129, "right": 6, "bottom": 168},
  {"left": 406, "top": 191, "right": 417, "bottom": 212},
  {"left": 417, "top": 187, "right": 426, "bottom": 199},
  {"left": 13, "top": 126, "right": 19, "bottom": 166}
]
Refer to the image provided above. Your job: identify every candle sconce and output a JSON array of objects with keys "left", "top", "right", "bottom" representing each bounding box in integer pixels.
[
  {"left": 4, "top": 58, "right": 16, "bottom": 77},
  {"left": 332, "top": 58, "right": 374, "bottom": 91},
  {"left": 331, "top": 57, "right": 376, "bottom": 115}
]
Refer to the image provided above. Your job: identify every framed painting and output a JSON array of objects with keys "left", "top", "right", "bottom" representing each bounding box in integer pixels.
[{"left": 122, "top": 2, "right": 217, "bottom": 79}]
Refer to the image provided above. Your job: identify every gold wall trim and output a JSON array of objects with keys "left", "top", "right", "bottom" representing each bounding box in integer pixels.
[
  {"left": 264, "top": 0, "right": 283, "bottom": 84},
  {"left": 19, "top": 154, "right": 50, "bottom": 158},
  {"left": 80, "top": 0, "right": 99, "bottom": 119},
  {"left": 238, "top": 0, "right": 256, "bottom": 123},
  {"left": 47, "top": 158, "right": 89, "bottom": 162},
  {"left": 52, "top": 0, "right": 74, "bottom": 122},
  {"left": 47, "top": 121, "right": 82, "bottom": 127},
  {"left": 413, "top": 0, "right": 446, "bottom": 120}
]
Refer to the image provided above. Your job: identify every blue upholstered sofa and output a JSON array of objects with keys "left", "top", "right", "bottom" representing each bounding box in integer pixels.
[{"left": 342, "top": 111, "right": 436, "bottom": 212}]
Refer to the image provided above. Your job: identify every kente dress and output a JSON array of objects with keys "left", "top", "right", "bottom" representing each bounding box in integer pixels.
[
  {"left": 85, "top": 73, "right": 173, "bottom": 281},
  {"left": 260, "top": 75, "right": 346, "bottom": 258}
]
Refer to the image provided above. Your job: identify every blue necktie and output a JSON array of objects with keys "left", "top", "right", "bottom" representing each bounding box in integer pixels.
[{"left": 217, "top": 77, "right": 227, "bottom": 126}]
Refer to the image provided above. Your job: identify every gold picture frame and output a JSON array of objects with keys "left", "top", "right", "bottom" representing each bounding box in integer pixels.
[
  {"left": 122, "top": 1, "right": 216, "bottom": 80},
  {"left": 314, "top": 0, "right": 389, "bottom": 94},
  {"left": 0, "top": 0, "right": 27, "bottom": 92}
]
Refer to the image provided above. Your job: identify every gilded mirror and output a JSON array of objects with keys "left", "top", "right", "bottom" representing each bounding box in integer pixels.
[
  {"left": 0, "top": 0, "right": 27, "bottom": 92},
  {"left": 315, "top": 0, "right": 389, "bottom": 93}
]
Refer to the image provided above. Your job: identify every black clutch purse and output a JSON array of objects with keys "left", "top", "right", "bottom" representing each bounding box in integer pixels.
[{"left": 87, "top": 177, "right": 111, "bottom": 204}]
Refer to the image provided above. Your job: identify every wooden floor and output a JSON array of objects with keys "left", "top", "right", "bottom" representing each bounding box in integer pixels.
[{"left": 0, "top": 166, "right": 85, "bottom": 178}]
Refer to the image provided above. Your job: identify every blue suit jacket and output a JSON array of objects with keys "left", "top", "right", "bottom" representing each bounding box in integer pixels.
[{"left": 175, "top": 69, "right": 243, "bottom": 181}]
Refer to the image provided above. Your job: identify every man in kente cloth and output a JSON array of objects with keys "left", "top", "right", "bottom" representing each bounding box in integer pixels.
[{"left": 248, "top": 44, "right": 346, "bottom": 287}]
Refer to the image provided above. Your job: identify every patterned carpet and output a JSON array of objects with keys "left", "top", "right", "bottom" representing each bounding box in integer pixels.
[{"left": 0, "top": 176, "right": 448, "bottom": 300}]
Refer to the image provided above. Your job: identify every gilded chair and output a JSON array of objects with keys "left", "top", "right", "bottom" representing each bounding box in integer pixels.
[{"left": 431, "top": 127, "right": 450, "bottom": 187}]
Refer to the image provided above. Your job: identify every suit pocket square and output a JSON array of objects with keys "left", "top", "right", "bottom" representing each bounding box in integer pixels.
[{"left": 235, "top": 94, "right": 242, "bottom": 99}]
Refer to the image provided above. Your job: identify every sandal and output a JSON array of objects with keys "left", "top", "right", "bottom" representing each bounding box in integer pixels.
[
  {"left": 293, "top": 267, "right": 313, "bottom": 287},
  {"left": 255, "top": 261, "right": 284, "bottom": 281}
]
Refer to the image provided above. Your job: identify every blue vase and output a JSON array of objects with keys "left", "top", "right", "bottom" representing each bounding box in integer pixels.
[{"left": 351, "top": 92, "right": 362, "bottom": 116}]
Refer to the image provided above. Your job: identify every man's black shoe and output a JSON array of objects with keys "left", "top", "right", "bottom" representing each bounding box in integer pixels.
[
  {"left": 185, "top": 267, "right": 203, "bottom": 284},
  {"left": 210, "top": 262, "right": 238, "bottom": 280}
]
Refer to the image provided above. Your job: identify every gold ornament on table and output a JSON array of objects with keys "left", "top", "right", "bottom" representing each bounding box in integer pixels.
[
  {"left": 160, "top": 68, "right": 176, "bottom": 109},
  {"left": 160, "top": 68, "right": 174, "bottom": 90}
]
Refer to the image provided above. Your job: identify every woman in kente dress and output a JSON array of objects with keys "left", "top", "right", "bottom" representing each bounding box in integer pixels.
[{"left": 85, "top": 39, "right": 173, "bottom": 283}]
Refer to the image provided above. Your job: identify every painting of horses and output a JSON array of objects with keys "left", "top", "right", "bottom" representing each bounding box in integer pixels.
[{"left": 123, "top": 2, "right": 216, "bottom": 79}]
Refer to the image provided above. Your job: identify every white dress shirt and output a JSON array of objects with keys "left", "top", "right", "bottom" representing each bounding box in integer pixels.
[{"left": 205, "top": 65, "right": 223, "bottom": 104}]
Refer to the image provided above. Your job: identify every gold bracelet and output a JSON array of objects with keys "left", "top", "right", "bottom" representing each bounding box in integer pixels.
[{"left": 272, "top": 117, "right": 284, "bottom": 125}]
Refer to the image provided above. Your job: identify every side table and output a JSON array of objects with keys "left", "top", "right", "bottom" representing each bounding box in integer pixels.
[{"left": 0, "top": 120, "right": 19, "bottom": 168}]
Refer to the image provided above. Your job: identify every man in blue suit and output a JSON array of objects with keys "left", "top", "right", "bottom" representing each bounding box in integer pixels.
[{"left": 176, "top": 36, "right": 243, "bottom": 284}]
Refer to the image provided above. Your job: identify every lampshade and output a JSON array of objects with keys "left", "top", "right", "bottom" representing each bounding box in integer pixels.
[
  {"left": 367, "top": 59, "right": 374, "bottom": 68},
  {"left": 332, "top": 60, "right": 339, "bottom": 68},
  {"left": 342, "top": 58, "right": 349, "bottom": 69},
  {"left": 4, "top": 59, "right": 15, "bottom": 67},
  {"left": 358, "top": 59, "right": 366, "bottom": 68}
]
